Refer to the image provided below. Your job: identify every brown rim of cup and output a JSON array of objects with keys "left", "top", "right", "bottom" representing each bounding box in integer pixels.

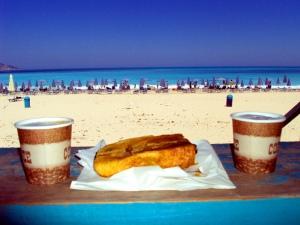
[
  {"left": 14, "top": 117, "right": 74, "bottom": 130},
  {"left": 15, "top": 117, "right": 73, "bottom": 144},
  {"left": 231, "top": 112, "right": 285, "bottom": 137},
  {"left": 230, "top": 112, "right": 286, "bottom": 124}
]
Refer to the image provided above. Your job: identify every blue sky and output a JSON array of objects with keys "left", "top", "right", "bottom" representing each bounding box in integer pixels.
[{"left": 0, "top": 0, "right": 300, "bottom": 69}]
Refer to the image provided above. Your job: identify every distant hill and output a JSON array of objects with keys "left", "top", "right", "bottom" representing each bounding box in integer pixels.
[{"left": 0, "top": 63, "right": 19, "bottom": 71}]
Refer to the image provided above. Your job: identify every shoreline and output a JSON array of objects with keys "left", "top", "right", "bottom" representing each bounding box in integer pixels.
[
  {"left": 1, "top": 91, "right": 299, "bottom": 148},
  {"left": 1, "top": 66, "right": 300, "bottom": 90}
]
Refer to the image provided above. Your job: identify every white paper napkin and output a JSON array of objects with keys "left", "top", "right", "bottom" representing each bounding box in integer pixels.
[{"left": 70, "top": 139, "right": 236, "bottom": 191}]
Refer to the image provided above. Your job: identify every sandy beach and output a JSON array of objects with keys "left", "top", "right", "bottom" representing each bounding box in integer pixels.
[{"left": 1, "top": 90, "right": 299, "bottom": 148}]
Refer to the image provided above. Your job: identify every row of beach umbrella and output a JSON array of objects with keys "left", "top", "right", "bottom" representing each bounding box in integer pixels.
[
  {"left": 0, "top": 77, "right": 122, "bottom": 92},
  {"left": 204, "top": 76, "right": 292, "bottom": 87},
  {"left": 0, "top": 74, "right": 294, "bottom": 93}
]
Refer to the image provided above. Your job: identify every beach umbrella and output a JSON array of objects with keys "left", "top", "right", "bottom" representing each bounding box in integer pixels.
[
  {"left": 276, "top": 77, "right": 280, "bottom": 85},
  {"left": 21, "top": 82, "right": 25, "bottom": 91},
  {"left": 257, "top": 77, "right": 262, "bottom": 86},
  {"left": 287, "top": 79, "right": 291, "bottom": 86},
  {"left": 94, "top": 78, "right": 98, "bottom": 85},
  {"left": 27, "top": 80, "right": 31, "bottom": 91},
  {"left": 265, "top": 78, "right": 269, "bottom": 85},
  {"left": 39, "top": 81, "right": 44, "bottom": 90},
  {"left": 181, "top": 80, "right": 185, "bottom": 86},
  {"left": 283, "top": 74, "right": 288, "bottom": 83},
  {"left": 235, "top": 76, "right": 240, "bottom": 85},
  {"left": 35, "top": 80, "right": 39, "bottom": 88},
  {"left": 248, "top": 79, "right": 253, "bottom": 86},
  {"left": 212, "top": 77, "right": 216, "bottom": 86},
  {"left": 69, "top": 80, "right": 74, "bottom": 90},
  {"left": 86, "top": 81, "right": 90, "bottom": 87},
  {"left": 187, "top": 77, "right": 191, "bottom": 85},
  {"left": 8, "top": 74, "right": 15, "bottom": 92},
  {"left": 241, "top": 80, "right": 244, "bottom": 87},
  {"left": 121, "top": 79, "right": 129, "bottom": 89},
  {"left": 139, "top": 78, "right": 145, "bottom": 87},
  {"left": 61, "top": 80, "right": 65, "bottom": 89},
  {"left": 78, "top": 80, "right": 82, "bottom": 87},
  {"left": 216, "top": 77, "right": 226, "bottom": 84},
  {"left": 160, "top": 79, "right": 166, "bottom": 87},
  {"left": 51, "top": 80, "right": 56, "bottom": 87},
  {"left": 112, "top": 79, "right": 117, "bottom": 88},
  {"left": 229, "top": 79, "right": 235, "bottom": 87},
  {"left": 193, "top": 80, "right": 198, "bottom": 87},
  {"left": 14, "top": 81, "right": 18, "bottom": 91},
  {"left": 100, "top": 78, "right": 104, "bottom": 86},
  {"left": 0, "top": 82, "right": 3, "bottom": 92},
  {"left": 51, "top": 80, "right": 56, "bottom": 88}
]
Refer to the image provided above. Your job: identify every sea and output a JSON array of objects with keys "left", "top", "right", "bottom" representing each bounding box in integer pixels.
[{"left": 0, "top": 66, "right": 300, "bottom": 88}]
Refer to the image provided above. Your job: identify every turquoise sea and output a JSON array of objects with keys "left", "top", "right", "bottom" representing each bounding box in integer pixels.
[{"left": 0, "top": 67, "right": 300, "bottom": 87}]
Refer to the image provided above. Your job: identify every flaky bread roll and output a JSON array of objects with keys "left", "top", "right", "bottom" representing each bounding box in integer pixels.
[{"left": 94, "top": 134, "right": 196, "bottom": 177}]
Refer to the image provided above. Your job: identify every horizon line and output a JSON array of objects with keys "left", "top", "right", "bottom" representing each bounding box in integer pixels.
[{"left": 1, "top": 65, "right": 300, "bottom": 73}]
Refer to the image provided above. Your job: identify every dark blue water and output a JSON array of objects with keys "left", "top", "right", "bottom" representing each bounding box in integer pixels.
[{"left": 0, "top": 67, "right": 300, "bottom": 86}]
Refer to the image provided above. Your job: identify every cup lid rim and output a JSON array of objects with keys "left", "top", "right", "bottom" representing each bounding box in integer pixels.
[
  {"left": 230, "top": 111, "right": 286, "bottom": 123},
  {"left": 14, "top": 117, "right": 74, "bottom": 130}
]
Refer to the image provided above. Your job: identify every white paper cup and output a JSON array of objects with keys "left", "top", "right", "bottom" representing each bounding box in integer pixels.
[
  {"left": 15, "top": 117, "right": 74, "bottom": 185},
  {"left": 231, "top": 112, "right": 285, "bottom": 174}
]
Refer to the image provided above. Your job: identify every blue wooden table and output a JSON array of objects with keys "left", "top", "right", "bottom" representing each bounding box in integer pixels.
[{"left": 0, "top": 142, "right": 300, "bottom": 225}]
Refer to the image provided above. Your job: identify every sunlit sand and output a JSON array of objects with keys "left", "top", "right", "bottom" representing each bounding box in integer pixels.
[{"left": 1, "top": 91, "right": 299, "bottom": 147}]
